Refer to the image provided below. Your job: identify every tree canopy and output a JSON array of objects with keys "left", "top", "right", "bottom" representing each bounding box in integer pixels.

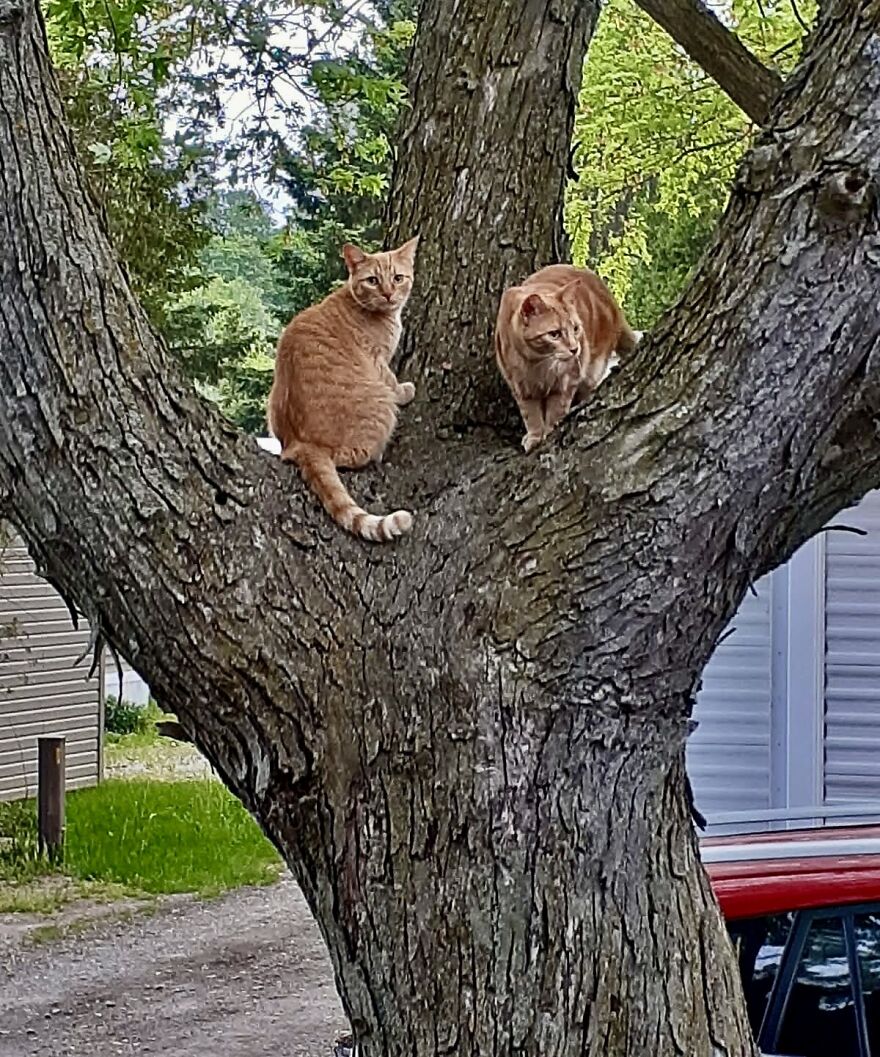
[{"left": 44, "top": 0, "right": 814, "bottom": 425}]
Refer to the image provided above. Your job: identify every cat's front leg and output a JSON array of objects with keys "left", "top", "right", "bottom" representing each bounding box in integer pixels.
[
  {"left": 542, "top": 387, "right": 576, "bottom": 438},
  {"left": 517, "top": 397, "right": 545, "bottom": 453},
  {"left": 379, "top": 362, "right": 416, "bottom": 405}
]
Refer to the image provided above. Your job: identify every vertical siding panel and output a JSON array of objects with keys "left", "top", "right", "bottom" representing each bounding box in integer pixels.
[
  {"left": 688, "top": 574, "right": 774, "bottom": 819},
  {"left": 824, "top": 492, "right": 880, "bottom": 803},
  {"left": 0, "top": 535, "right": 101, "bottom": 800}
]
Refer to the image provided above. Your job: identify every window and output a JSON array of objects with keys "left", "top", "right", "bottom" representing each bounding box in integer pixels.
[
  {"left": 772, "top": 916, "right": 860, "bottom": 1057},
  {"left": 728, "top": 913, "right": 795, "bottom": 1037},
  {"left": 855, "top": 911, "right": 880, "bottom": 1055}
]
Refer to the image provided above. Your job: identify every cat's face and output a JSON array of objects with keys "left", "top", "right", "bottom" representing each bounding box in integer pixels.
[
  {"left": 343, "top": 237, "right": 419, "bottom": 313},
  {"left": 519, "top": 286, "right": 582, "bottom": 360}
]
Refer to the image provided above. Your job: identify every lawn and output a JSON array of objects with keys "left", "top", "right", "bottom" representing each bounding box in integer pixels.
[
  {"left": 0, "top": 779, "right": 282, "bottom": 909},
  {"left": 102, "top": 700, "right": 212, "bottom": 781}
]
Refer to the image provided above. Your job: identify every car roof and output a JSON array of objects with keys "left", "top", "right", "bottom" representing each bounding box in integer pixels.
[{"left": 701, "top": 825, "right": 880, "bottom": 920}]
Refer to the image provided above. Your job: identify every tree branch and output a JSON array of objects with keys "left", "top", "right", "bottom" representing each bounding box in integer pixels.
[
  {"left": 516, "top": 0, "right": 880, "bottom": 691},
  {"left": 633, "top": 0, "right": 785, "bottom": 125}
]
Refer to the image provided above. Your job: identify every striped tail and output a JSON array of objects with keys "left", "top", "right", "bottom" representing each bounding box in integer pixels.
[
  {"left": 617, "top": 323, "right": 643, "bottom": 354},
  {"left": 283, "top": 442, "right": 412, "bottom": 543}
]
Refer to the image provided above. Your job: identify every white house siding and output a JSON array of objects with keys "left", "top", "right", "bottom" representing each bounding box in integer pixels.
[
  {"left": 687, "top": 575, "right": 774, "bottom": 818},
  {"left": 0, "top": 535, "right": 102, "bottom": 801},
  {"left": 824, "top": 492, "right": 880, "bottom": 804},
  {"left": 104, "top": 656, "right": 150, "bottom": 708},
  {"left": 690, "top": 489, "right": 880, "bottom": 826}
]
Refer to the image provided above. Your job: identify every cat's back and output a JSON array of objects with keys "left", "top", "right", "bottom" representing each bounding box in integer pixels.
[
  {"left": 494, "top": 285, "right": 528, "bottom": 374},
  {"left": 277, "top": 285, "right": 354, "bottom": 357},
  {"left": 527, "top": 263, "right": 607, "bottom": 299},
  {"left": 535, "top": 264, "right": 623, "bottom": 333}
]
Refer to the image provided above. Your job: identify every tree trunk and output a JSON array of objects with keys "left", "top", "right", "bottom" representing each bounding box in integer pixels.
[
  {"left": 385, "top": 0, "right": 597, "bottom": 429},
  {"left": 2, "top": 0, "right": 880, "bottom": 1054}
]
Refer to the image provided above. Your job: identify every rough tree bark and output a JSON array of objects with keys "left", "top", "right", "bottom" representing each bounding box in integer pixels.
[
  {"left": 633, "top": 0, "right": 784, "bottom": 125},
  {"left": 386, "top": 0, "right": 597, "bottom": 427},
  {"left": 1, "top": 0, "right": 880, "bottom": 1054}
]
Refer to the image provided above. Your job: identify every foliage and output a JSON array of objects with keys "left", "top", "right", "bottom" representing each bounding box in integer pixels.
[
  {"left": 41, "top": 0, "right": 414, "bottom": 424},
  {"left": 207, "top": 347, "right": 278, "bottom": 434},
  {"left": 0, "top": 781, "right": 281, "bottom": 898},
  {"left": 162, "top": 193, "right": 285, "bottom": 431},
  {"left": 166, "top": 276, "right": 278, "bottom": 383},
  {"left": 0, "top": 799, "right": 42, "bottom": 881},
  {"left": 104, "top": 696, "right": 162, "bottom": 737},
  {"left": 45, "top": 0, "right": 215, "bottom": 323},
  {"left": 41, "top": 0, "right": 818, "bottom": 419},
  {"left": 273, "top": 2, "right": 415, "bottom": 307},
  {"left": 569, "top": 0, "right": 816, "bottom": 326}
]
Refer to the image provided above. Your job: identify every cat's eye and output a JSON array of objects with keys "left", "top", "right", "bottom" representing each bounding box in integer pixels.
[
  {"left": 547, "top": 330, "right": 562, "bottom": 340},
  {"left": 393, "top": 274, "right": 406, "bottom": 283},
  {"left": 365, "top": 276, "right": 380, "bottom": 286}
]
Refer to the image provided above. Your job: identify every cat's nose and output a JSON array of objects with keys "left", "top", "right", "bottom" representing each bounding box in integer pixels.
[
  {"left": 382, "top": 291, "right": 392, "bottom": 301},
  {"left": 569, "top": 347, "right": 579, "bottom": 356}
]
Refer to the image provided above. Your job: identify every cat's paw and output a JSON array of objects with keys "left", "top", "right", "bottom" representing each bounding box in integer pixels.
[
  {"left": 522, "top": 432, "right": 542, "bottom": 453},
  {"left": 396, "top": 382, "right": 416, "bottom": 405}
]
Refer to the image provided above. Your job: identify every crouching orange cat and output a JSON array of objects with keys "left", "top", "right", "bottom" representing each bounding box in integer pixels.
[
  {"left": 495, "top": 264, "right": 641, "bottom": 452},
  {"left": 267, "top": 237, "right": 419, "bottom": 542}
]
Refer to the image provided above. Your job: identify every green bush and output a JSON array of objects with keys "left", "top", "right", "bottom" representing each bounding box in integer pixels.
[{"left": 104, "top": 696, "right": 151, "bottom": 736}]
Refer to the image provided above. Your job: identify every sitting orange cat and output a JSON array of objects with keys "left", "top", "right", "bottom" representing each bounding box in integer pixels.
[
  {"left": 495, "top": 264, "right": 640, "bottom": 452},
  {"left": 267, "top": 238, "right": 419, "bottom": 542}
]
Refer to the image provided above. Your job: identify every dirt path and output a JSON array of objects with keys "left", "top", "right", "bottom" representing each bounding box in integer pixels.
[{"left": 0, "top": 876, "right": 347, "bottom": 1056}]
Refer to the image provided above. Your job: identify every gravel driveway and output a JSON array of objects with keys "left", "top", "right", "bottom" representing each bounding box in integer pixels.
[{"left": 0, "top": 876, "right": 347, "bottom": 1056}]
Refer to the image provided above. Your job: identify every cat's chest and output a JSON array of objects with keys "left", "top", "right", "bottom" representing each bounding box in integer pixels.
[
  {"left": 365, "top": 316, "right": 402, "bottom": 362},
  {"left": 530, "top": 352, "right": 581, "bottom": 393}
]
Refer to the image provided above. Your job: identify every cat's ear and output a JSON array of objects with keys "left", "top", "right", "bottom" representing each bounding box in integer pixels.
[
  {"left": 342, "top": 243, "right": 367, "bottom": 272},
  {"left": 394, "top": 235, "right": 420, "bottom": 264},
  {"left": 520, "top": 293, "right": 548, "bottom": 322},
  {"left": 559, "top": 278, "right": 582, "bottom": 302}
]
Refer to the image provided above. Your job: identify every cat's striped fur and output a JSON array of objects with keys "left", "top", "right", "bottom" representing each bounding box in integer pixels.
[{"left": 267, "top": 238, "right": 418, "bottom": 542}]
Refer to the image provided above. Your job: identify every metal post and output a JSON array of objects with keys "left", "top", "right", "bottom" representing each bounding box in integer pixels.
[{"left": 38, "top": 736, "right": 65, "bottom": 863}]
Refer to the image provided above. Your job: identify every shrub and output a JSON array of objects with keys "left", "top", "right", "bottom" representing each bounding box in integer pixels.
[{"left": 104, "top": 696, "right": 151, "bottom": 736}]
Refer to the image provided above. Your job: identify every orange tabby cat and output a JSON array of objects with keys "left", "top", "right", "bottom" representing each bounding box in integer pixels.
[
  {"left": 267, "top": 237, "right": 419, "bottom": 542},
  {"left": 495, "top": 264, "right": 641, "bottom": 452}
]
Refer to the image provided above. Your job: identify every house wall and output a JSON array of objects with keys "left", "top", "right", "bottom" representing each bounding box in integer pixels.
[
  {"left": 689, "top": 490, "right": 880, "bottom": 825},
  {"left": 0, "top": 535, "right": 102, "bottom": 801},
  {"left": 104, "top": 657, "right": 150, "bottom": 708}
]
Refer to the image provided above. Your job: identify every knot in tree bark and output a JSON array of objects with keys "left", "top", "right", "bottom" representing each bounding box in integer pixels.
[
  {"left": 819, "top": 166, "right": 876, "bottom": 220},
  {"left": 0, "top": 0, "right": 23, "bottom": 24}
]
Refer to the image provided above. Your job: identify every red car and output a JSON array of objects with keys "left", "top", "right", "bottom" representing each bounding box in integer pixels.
[{"left": 702, "top": 820, "right": 880, "bottom": 1057}]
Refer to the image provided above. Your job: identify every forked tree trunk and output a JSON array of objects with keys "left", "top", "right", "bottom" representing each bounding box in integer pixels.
[{"left": 2, "top": 0, "right": 880, "bottom": 1054}]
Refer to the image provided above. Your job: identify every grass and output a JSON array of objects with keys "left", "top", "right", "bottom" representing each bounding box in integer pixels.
[
  {"left": 103, "top": 735, "right": 209, "bottom": 779},
  {"left": 68, "top": 780, "right": 281, "bottom": 895},
  {"left": 25, "top": 904, "right": 159, "bottom": 945},
  {"left": 103, "top": 704, "right": 212, "bottom": 781},
  {"left": 0, "top": 779, "right": 282, "bottom": 909},
  {"left": 0, "top": 877, "right": 136, "bottom": 914}
]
